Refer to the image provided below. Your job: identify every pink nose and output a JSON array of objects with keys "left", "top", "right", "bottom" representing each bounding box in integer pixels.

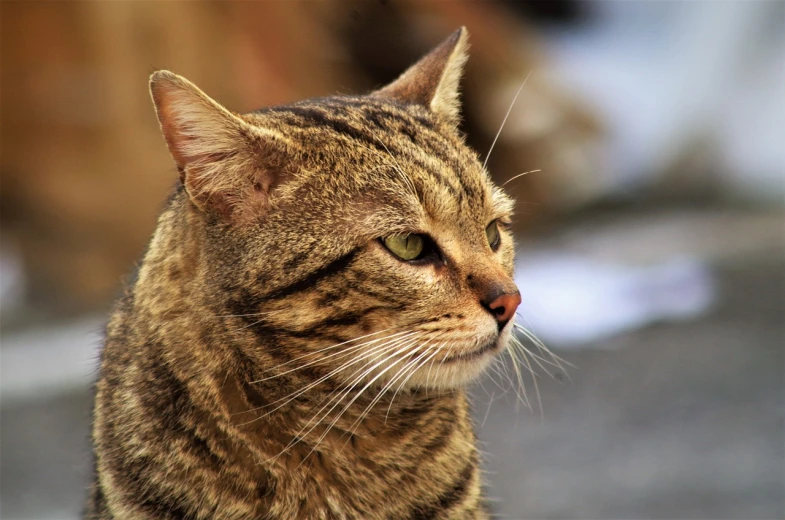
[{"left": 488, "top": 291, "right": 521, "bottom": 324}]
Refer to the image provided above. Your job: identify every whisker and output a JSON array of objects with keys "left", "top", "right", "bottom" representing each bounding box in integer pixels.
[
  {"left": 211, "top": 310, "right": 283, "bottom": 319},
  {"left": 485, "top": 357, "right": 512, "bottom": 396},
  {"left": 371, "top": 131, "right": 418, "bottom": 197},
  {"left": 480, "top": 391, "right": 496, "bottom": 429},
  {"left": 274, "top": 335, "right": 423, "bottom": 450},
  {"left": 291, "top": 341, "right": 412, "bottom": 432},
  {"left": 351, "top": 345, "right": 432, "bottom": 433},
  {"left": 349, "top": 341, "right": 445, "bottom": 443},
  {"left": 335, "top": 333, "right": 441, "bottom": 437},
  {"left": 510, "top": 339, "right": 543, "bottom": 416},
  {"left": 513, "top": 315, "right": 573, "bottom": 367},
  {"left": 231, "top": 314, "right": 279, "bottom": 333},
  {"left": 384, "top": 335, "right": 448, "bottom": 421},
  {"left": 250, "top": 329, "right": 414, "bottom": 383},
  {"left": 238, "top": 333, "right": 418, "bottom": 420},
  {"left": 259, "top": 338, "right": 418, "bottom": 465},
  {"left": 510, "top": 333, "right": 566, "bottom": 375},
  {"left": 482, "top": 71, "right": 531, "bottom": 170},
  {"left": 513, "top": 321, "right": 575, "bottom": 372},
  {"left": 502, "top": 169, "right": 542, "bottom": 187},
  {"left": 424, "top": 337, "right": 450, "bottom": 394},
  {"left": 505, "top": 341, "right": 532, "bottom": 412},
  {"left": 355, "top": 334, "right": 447, "bottom": 431},
  {"left": 356, "top": 137, "right": 418, "bottom": 197},
  {"left": 289, "top": 338, "right": 424, "bottom": 467}
]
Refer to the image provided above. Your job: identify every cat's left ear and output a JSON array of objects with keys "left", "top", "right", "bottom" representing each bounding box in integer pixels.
[{"left": 372, "top": 27, "right": 469, "bottom": 125}]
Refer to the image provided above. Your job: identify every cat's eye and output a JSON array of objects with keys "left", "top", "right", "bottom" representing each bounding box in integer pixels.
[
  {"left": 486, "top": 220, "right": 501, "bottom": 250},
  {"left": 383, "top": 234, "right": 425, "bottom": 261}
]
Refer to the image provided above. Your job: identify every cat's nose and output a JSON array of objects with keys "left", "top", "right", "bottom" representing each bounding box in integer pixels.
[{"left": 481, "top": 287, "right": 521, "bottom": 326}]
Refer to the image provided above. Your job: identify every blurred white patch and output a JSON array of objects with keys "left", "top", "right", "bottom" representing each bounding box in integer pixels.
[
  {"left": 0, "top": 317, "right": 103, "bottom": 405},
  {"left": 543, "top": 0, "right": 785, "bottom": 202},
  {"left": 514, "top": 253, "right": 716, "bottom": 348}
]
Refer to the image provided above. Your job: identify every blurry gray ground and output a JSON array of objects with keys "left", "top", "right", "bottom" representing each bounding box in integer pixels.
[
  {"left": 2, "top": 218, "right": 783, "bottom": 519},
  {"left": 478, "top": 254, "right": 784, "bottom": 519}
]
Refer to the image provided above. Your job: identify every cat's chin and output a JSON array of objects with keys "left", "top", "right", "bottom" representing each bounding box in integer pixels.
[{"left": 402, "top": 329, "right": 512, "bottom": 390}]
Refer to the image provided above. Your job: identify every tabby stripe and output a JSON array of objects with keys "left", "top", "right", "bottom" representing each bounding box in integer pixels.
[
  {"left": 313, "top": 96, "right": 439, "bottom": 132},
  {"left": 264, "top": 248, "right": 358, "bottom": 301},
  {"left": 327, "top": 278, "right": 408, "bottom": 309},
  {"left": 408, "top": 456, "right": 477, "bottom": 520},
  {"left": 247, "top": 317, "right": 359, "bottom": 344},
  {"left": 282, "top": 105, "right": 465, "bottom": 198},
  {"left": 454, "top": 166, "right": 481, "bottom": 201},
  {"left": 137, "top": 494, "right": 191, "bottom": 520},
  {"left": 423, "top": 168, "right": 462, "bottom": 198},
  {"left": 332, "top": 277, "right": 411, "bottom": 310},
  {"left": 422, "top": 410, "right": 457, "bottom": 455},
  {"left": 281, "top": 107, "right": 447, "bottom": 175},
  {"left": 231, "top": 343, "right": 304, "bottom": 409},
  {"left": 310, "top": 307, "right": 382, "bottom": 332},
  {"left": 277, "top": 107, "right": 388, "bottom": 149},
  {"left": 236, "top": 322, "right": 331, "bottom": 383},
  {"left": 362, "top": 106, "right": 436, "bottom": 133}
]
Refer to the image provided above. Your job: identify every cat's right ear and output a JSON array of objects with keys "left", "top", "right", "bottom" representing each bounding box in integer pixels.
[
  {"left": 372, "top": 27, "right": 469, "bottom": 126},
  {"left": 149, "top": 71, "right": 288, "bottom": 223}
]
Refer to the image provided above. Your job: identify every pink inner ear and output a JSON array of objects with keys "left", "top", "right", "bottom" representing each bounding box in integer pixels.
[
  {"left": 156, "top": 104, "right": 218, "bottom": 173},
  {"left": 151, "top": 83, "right": 189, "bottom": 170},
  {"left": 150, "top": 73, "right": 238, "bottom": 172}
]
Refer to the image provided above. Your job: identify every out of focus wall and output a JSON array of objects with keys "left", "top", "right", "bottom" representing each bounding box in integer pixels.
[
  {"left": 1, "top": 0, "right": 601, "bottom": 313},
  {"left": 0, "top": 1, "right": 354, "bottom": 311}
]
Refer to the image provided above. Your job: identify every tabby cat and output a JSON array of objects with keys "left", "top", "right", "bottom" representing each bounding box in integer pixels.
[{"left": 88, "top": 27, "right": 521, "bottom": 519}]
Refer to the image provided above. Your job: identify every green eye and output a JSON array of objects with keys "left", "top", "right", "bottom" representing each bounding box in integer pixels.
[
  {"left": 383, "top": 234, "right": 424, "bottom": 261},
  {"left": 486, "top": 220, "right": 500, "bottom": 250}
]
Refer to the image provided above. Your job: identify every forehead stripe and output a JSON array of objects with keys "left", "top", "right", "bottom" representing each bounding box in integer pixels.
[{"left": 262, "top": 100, "right": 485, "bottom": 207}]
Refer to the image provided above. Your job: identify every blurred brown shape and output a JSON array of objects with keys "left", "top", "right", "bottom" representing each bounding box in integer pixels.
[{"left": 0, "top": 1, "right": 602, "bottom": 313}]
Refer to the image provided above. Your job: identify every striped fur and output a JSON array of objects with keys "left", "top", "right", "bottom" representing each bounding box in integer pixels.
[{"left": 89, "top": 28, "right": 516, "bottom": 519}]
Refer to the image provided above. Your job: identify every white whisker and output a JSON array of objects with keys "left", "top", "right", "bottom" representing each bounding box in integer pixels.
[
  {"left": 250, "top": 329, "right": 414, "bottom": 383},
  {"left": 290, "top": 338, "right": 424, "bottom": 467},
  {"left": 239, "top": 332, "right": 418, "bottom": 421},
  {"left": 384, "top": 334, "right": 448, "bottom": 421},
  {"left": 480, "top": 391, "right": 496, "bottom": 429},
  {"left": 510, "top": 339, "right": 542, "bottom": 416},
  {"left": 483, "top": 71, "right": 531, "bottom": 170},
  {"left": 259, "top": 338, "right": 418, "bottom": 465},
  {"left": 502, "top": 169, "right": 541, "bottom": 187}
]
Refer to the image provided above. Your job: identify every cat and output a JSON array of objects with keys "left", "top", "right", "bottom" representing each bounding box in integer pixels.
[{"left": 88, "top": 27, "right": 520, "bottom": 519}]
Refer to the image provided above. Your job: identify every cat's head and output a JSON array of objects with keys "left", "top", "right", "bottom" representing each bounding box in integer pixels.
[{"left": 150, "top": 28, "right": 519, "bottom": 390}]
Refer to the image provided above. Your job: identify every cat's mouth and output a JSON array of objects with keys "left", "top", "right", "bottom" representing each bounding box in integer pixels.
[{"left": 441, "top": 336, "right": 502, "bottom": 364}]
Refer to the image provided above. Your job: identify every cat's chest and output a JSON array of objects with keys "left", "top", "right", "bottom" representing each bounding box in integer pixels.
[
  {"left": 263, "top": 431, "right": 479, "bottom": 518},
  {"left": 226, "top": 400, "right": 480, "bottom": 518}
]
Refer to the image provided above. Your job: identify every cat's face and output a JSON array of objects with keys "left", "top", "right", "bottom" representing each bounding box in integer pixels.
[{"left": 151, "top": 28, "right": 519, "bottom": 390}]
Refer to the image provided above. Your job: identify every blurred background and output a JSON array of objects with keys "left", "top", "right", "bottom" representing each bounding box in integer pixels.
[{"left": 1, "top": 1, "right": 782, "bottom": 518}]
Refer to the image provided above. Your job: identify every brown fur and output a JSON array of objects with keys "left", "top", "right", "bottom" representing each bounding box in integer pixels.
[{"left": 88, "top": 28, "right": 518, "bottom": 519}]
